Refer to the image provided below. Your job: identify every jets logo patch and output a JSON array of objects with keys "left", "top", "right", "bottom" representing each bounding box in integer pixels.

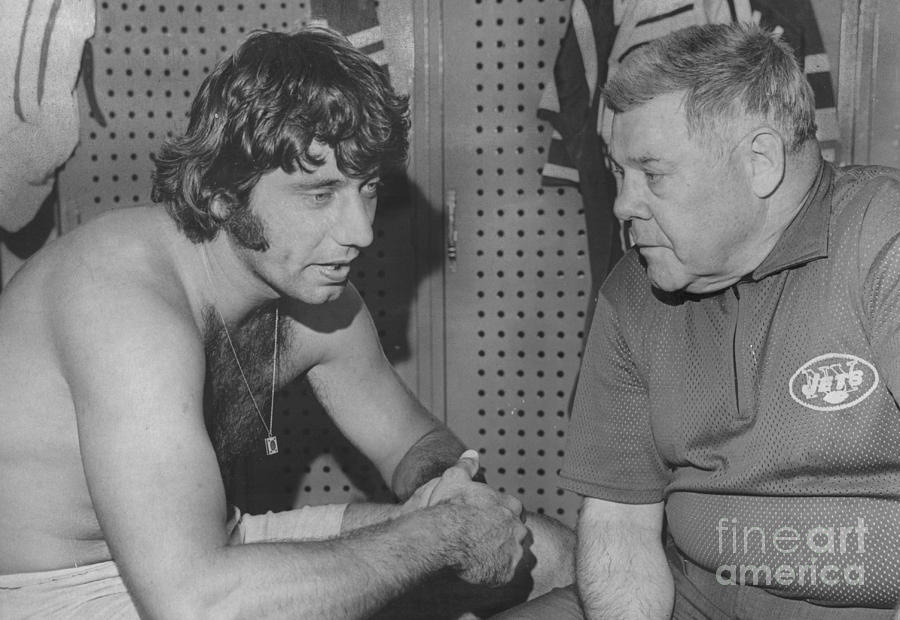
[{"left": 789, "top": 353, "right": 879, "bottom": 412}]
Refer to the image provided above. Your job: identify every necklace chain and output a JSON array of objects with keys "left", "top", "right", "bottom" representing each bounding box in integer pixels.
[
  {"left": 215, "top": 305, "right": 279, "bottom": 441},
  {"left": 203, "top": 249, "right": 280, "bottom": 455}
]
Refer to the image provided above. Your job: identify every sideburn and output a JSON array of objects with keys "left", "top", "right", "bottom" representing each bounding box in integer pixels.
[{"left": 224, "top": 205, "right": 270, "bottom": 252}]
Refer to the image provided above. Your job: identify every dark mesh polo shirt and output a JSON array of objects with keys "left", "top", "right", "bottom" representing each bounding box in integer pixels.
[{"left": 561, "top": 162, "right": 900, "bottom": 608}]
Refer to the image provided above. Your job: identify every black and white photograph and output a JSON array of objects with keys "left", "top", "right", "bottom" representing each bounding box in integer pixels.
[{"left": 1, "top": 1, "right": 899, "bottom": 618}]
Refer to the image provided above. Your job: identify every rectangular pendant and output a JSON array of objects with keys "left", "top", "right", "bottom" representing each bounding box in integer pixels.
[{"left": 264, "top": 435, "right": 279, "bottom": 456}]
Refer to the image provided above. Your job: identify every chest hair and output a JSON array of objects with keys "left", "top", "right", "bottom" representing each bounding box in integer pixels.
[{"left": 202, "top": 303, "right": 290, "bottom": 487}]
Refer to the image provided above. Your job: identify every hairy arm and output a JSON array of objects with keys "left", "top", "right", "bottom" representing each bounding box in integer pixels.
[
  {"left": 576, "top": 498, "right": 672, "bottom": 620},
  {"left": 53, "top": 275, "right": 526, "bottom": 619}
]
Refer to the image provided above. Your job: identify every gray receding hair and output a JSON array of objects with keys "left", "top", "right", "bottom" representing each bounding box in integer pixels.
[{"left": 603, "top": 22, "right": 817, "bottom": 153}]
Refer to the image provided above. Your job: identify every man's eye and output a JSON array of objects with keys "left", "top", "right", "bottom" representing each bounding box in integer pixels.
[
  {"left": 362, "top": 180, "right": 381, "bottom": 196},
  {"left": 644, "top": 171, "right": 660, "bottom": 184},
  {"left": 310, "top": 191, "right": 333, "bottom": 203}
]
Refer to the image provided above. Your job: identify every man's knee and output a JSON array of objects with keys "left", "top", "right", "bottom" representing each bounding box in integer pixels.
[
  {"left": 489, "top": 585, "right": 584, "bottom": 620},
  {"left": 525, "top": 513, "right": 576, "bottom": 595}
]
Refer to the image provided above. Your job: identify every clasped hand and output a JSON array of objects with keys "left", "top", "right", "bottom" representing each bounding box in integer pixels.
[{"left": 406, "top": 450, "right": 530, "bottom": 586}]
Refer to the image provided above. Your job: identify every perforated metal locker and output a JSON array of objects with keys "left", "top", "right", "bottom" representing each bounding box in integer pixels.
[{"left": 441, "top": 0, "right": 586, "bottom": 526}]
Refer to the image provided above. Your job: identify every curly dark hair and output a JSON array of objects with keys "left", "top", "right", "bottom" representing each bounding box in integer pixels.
[{"left": 151, "top": 26, "right": 410, "bottom": 244}]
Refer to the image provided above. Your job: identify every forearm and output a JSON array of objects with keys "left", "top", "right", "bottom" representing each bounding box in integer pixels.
[
  {"left": 122, "top": 454, "right": 528, "bottom": 619},
  {"left": 577, "top": 534, "right": 672, "bottom": 619},
  {"left": 576, "top": 501, "right": 673, "bottom": 620},
  {"left": 391, "top": 426, "right": 467, "bottom": 500},
  {"left": 577, "top": 541, "right": 673, "bottom": 619},
  {"left": 147, "top": 505, "right": 467, "bottom": 620},
  {"left": 340, "top": 502, "right": 403, "bottom": 533}
]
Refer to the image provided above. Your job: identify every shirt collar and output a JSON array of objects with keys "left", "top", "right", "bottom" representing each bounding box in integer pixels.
[{"left": 750, "top": 160, "right": 832, "bottom": 281}]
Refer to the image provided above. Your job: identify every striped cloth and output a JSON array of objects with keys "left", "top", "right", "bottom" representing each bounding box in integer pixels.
[
  {"left": 310, "top": 0, "right": 389, "bottom": 69},
  {"left": 539, "top": 0, "right": 840, "bottom": 188}
]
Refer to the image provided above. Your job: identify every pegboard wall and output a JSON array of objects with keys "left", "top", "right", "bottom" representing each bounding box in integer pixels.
[
  {"left": 57, "top": 0, "right": 418, "bottom": 512},
  {"left": 442, "top": 0, "right": 588, "bottom": 528}
]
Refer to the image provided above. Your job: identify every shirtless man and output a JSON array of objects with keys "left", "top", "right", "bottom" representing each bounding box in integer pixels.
[{"left": 0, "top": 27, "right": 572, "bottom": 618}]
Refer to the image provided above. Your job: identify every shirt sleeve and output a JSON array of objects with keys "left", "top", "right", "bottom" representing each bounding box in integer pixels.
[{"left": 559, "top": 261, "right": 670, "bottom": 503}]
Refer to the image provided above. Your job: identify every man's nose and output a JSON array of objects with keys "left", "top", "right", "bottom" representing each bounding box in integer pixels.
[
  {"left": 612, "top": 176, "right": 650, "bottom": 222},
  {"left": 335, "top": 194, "right": 375, "bottom": 248}
]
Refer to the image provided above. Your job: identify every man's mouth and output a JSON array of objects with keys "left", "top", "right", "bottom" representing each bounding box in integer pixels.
[{"left": 317, "top": 262, "right": 352, "bottom": 281}]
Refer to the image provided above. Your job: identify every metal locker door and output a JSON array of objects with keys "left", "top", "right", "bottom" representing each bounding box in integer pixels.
[{"left": 441, "top": 0, "right": 589, "bottom": 527}]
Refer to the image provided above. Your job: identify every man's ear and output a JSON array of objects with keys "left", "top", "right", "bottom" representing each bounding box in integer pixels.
[{"left": 746, "top": 129, "right": 785, "bottom": 199}]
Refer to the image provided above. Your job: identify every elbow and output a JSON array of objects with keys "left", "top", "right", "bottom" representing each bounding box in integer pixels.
[
  {"left": 127, "top": 567, "right": 247, "bottom": 620},
  {"left": 134, "top": 592, "right": 246, "bottom": 620}
]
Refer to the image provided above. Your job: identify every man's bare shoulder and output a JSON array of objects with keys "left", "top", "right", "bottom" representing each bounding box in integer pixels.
[
  {"left": 15, "top": 207, "right": 201, "bottom": 329},
  {"left": 2, "top": 206, "right": 209, "bottom": 394}
]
